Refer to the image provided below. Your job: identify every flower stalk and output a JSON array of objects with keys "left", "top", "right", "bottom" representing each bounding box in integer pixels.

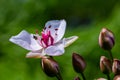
[
  {"left": 106, "top": 74, "right": 110, "bottom": 80},
  {"left": 108, "top": 50, "right": 113, "bottom": 63},
  {"left": 56, "top": 72, "right": 63, "bottom": 80},
  {"left": 81, "top": 72, "right": 86, "bottom": 80}
]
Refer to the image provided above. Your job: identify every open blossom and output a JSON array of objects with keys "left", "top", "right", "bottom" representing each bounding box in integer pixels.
[{"left": 9, "top": 20, "right": 78, "bottom": 58}]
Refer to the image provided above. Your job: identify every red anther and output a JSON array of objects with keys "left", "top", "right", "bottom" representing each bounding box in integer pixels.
[
  {"left": 44, "top": 27, "right": 46, "bottom": 30},
  {"left": 36, "top": 29, "right": 39, "bottom": 34},
  {"left": 48, "top": 25, "right": 51, "bottom": 28},
  {"left": 55, "top": 28, "right": 58, "bottom": 31}
]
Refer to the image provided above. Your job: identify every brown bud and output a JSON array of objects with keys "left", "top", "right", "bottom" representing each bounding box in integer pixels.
[
  {"left": 114, "top": 75, "right": 120, "bottom": 80},
  {"left": 74, "top": 76, "right": 81, "bottom": 80},
  {"left": 112, "top": 59, "right": 120, "bottom": 75},
  {"left": 72, "top": 53, "right": 86, "bottom": 73},
  {"left": 100, "top": 56, "right": 112, "bottom": 74},
  {"left": 41, "top": 57, "right": 59, "bottom": 77},
  {"left": 99, "top": 28, "right": 115, "bottom": 50}
]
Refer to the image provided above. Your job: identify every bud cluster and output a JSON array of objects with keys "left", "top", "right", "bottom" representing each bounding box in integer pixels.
[
  {"left": 40, "top": 27, "right": 119, "bottom": 80},
  {"left": 98, "top": 28, "right": 120, "bottom": 80},
  {"left": 9, "top": 20, "right": 120, "bottom": 80},
  {"left": 40, "top": 27, "right": 118, "bottom": 80}
]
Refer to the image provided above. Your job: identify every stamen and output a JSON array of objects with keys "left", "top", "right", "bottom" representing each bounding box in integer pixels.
[
  {"left": 44, "top": 27, "right": 46, "bottom": 30},
  {"left": 48, "top": 25, "right": 51, "bottom": 28},
  {"left": 55, "top": 28, "right": 58, "bottom": 31},
  {"left": 48, "top": 37, "right": 51, "bottom": 45},
  {"left": 50, "top": 35, "right": 54, "bottom": 45},
  {"left": 55, "top": 33, "right": 57, "bottom": 35},
  {"left": 41, "top": 39, "right": 47, "bottom": 48},
  {"left": 36, "top": 29, "right": 39, "bottom": 34},
  {"left": 33, "top": 35, "right": 37, "bottom": 40}
]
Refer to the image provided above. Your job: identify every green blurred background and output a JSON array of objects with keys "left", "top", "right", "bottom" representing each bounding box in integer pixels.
[{"left": 0, "top": 0, "right": 120, "bottom": 80}]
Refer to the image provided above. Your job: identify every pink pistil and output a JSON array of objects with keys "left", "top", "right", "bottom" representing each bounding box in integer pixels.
[{"left": 40, "top": 30, "right": 54, "bottom": 48}]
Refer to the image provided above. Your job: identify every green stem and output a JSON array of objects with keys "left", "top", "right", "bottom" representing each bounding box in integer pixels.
[
  {"left": 56, "top": 73, "right": 63, "bottom": 80},
  {"left": 106, "top": 74, "right": 110, "bottom": 80},
  {"left": 80, "top": 72, "right": 86, "bottom": 80},
  {"left": 108, "top": 50, "right": 113, "bottom": 62}
]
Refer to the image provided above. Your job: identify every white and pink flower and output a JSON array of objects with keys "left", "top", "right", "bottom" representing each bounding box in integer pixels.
[{"left": 9, "top": 20, "right": 78, "bottom": 58}]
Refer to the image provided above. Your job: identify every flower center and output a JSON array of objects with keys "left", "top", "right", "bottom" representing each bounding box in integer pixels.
[{"left": 40, "top": 30, "right": 54, "bottom": 48}]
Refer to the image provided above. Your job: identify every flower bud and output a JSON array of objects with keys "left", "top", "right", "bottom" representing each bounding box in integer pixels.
[
  {"left": 100, "top": 56, "right": 112, "bottom": 74},
  {"left": 72, "top": 53, "right": 86, "bottom": 73},
  {"left": 112, "top": 59, "right": 120, "bottom": 75},
  {"left": 41, "top": 57, "right": 59, "bottom": 77},
  {"left": 99, "top": 28, "right": 115, "bottom": 50},
  {"left": 74, "top": 76, "right": 81, "bottom": 80},
  {"left": 113, "top": 75, "right": 120, "bottom": 80}
]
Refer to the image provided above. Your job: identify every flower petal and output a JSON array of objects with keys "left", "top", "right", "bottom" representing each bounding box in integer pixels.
[
  {"left": 64, "top": 36, "right": 78, "bottom": 47},
  {"left": 9, "top": 30, "right": 42, "bottom": 51},
  {"left": 45, "top": 19, "right": 66, "bottom": 42},
  {"left": 26, "top": 49, "right": 46, "bottom": 58},
  {"left": 45, "top": 40, "right": 65, "bottom": 56}
]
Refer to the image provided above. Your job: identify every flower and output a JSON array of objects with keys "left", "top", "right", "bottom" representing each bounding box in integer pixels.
[{"left": 9, "top": 20, "right": 78, "bottom": 58}]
